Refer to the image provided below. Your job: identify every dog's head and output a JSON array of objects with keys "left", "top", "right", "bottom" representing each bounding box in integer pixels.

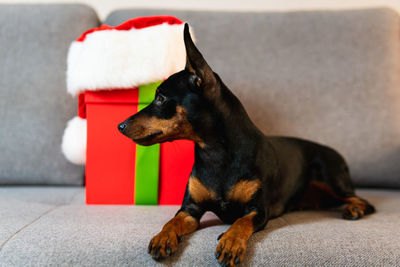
[{"left": 118, "top": 23, "right": 218, "bottom": 146}]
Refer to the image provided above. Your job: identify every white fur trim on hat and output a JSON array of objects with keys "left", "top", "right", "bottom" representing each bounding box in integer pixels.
[
  {"left": 66, "top": 23, "right": 189, "bottom": 96},
  {"left": 61, "top": 116, "right": 87, "bottom": 165}
]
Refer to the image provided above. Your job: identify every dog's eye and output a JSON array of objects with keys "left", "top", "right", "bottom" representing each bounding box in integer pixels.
[{"left": 155, "top": 94, "right": 166, "bottom": 106}]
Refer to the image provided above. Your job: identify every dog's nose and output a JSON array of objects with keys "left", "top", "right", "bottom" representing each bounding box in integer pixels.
[{"left": 118, "top": 122, "right": 127, "bottom": 133}]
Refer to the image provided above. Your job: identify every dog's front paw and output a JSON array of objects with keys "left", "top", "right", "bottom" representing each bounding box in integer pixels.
[
  {"left": 215, "top": 232, "right": 247, "bottom": 267},
  {"left": 148, "top": 230, "right": 180, "bottom": 260}
]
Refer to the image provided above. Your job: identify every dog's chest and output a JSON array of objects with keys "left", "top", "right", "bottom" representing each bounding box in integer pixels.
[
  {"left": 212, "top": 196, "right": 247, "bottom": 224},
  {"left": 188, "top": 172, "right": 262, "bottom": 223},
  {"left": 211, "top": 181, "right": 260, "bottom": 224}
]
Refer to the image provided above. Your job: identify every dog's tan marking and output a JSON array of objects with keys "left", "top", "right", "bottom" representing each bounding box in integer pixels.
[
  {"left": 160, "top": 211, "right": 198, "bottom": 236},
  {"left": 188, "top": 176, "right": 216, "bottom": 203},
  {"left": 175, "top": 106, "right": 205, "bottom": 147},
  {"left": 342, "top": 197, "right": 370, "bottom": 219},
  {"left": 344, "top": 197, "right": 366, "bottom": 207},
  {"left": 148, "top": 211, "right": 198, "bottom": 258},
  {"left": 215, "top": 211, "right": 256, "bottom": 266},
  {"left": 228, "top": 179, "right": 261, "bottom": 203}
]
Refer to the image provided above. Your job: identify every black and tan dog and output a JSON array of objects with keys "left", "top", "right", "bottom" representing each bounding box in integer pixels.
[{"left": 118, "top": 24, "right": 375, "bottom": 266}]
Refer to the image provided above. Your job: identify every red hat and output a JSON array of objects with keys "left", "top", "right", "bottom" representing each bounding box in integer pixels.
[{"left": 61, "top": 16, "right": 192, "bottom": 164}]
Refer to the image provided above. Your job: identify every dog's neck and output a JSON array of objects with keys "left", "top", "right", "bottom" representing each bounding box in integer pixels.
[{"left": 193, "top": 79, "right": 266, "bottom": 173}]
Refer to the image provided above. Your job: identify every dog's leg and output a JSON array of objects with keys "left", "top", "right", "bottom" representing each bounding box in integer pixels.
[
  {"left": 300, "top": 180, "right": 375, "bottom": 220},
  {"left": 306, "top": 151, "right": 375, "bottom": 220},
  {"left": 341, "top": 196, "right": 375, "bottom": 220},
  {"left": 324, "top": 172, "right": 375, "bottom": 220},
  {"left": 148, "top": 211, "right": 199, "bottom": 260},
  {"left": 215, "top": 210, "right": 267, "bottom": 267}
]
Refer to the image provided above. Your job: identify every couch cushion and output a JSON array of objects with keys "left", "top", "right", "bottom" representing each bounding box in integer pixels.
[
  {"left": 105, "top": 8, "right": 400, "bottom": 188},
  {"left": 0, "top": 186, "right": 82, "bottom": 246},
  {"left": 0, "top": 5, "right": 99, "bottom": 185},
  {"left": 0, "top": 187, "right": 399, "bottom": 266}
]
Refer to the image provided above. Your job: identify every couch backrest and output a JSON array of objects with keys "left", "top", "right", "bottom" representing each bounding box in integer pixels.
[
  {"left": 106, "top": 8, "right": 400, "bottom": 188},
  {"left": 0, "top": 5, "right": 99, "bottom": 185}
]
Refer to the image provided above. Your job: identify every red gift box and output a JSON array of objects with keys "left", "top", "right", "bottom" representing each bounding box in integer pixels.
[
  {"left": 83, "top": 89, "right": 194, "bottom": 205},
  {"left": 61, "top": 16, "right": 195, "bottom": 205}
]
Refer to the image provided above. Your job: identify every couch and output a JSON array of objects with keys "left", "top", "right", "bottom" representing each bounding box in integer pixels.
[{"left": 0, "top": 4, "right": 399, "bottom": 266}]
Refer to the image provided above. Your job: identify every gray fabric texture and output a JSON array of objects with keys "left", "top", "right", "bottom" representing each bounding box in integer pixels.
[
  {"left": 0, "top": 186, "right": 399, "bottom": 266},
  {"left": 106, "top": 9, "right": 400, "bottom": 188},
  {"left": 0, "top": 5, "right": 99, "bottom": 185},
  {"left": 0, "top": 187, "right": 82, "bottom": 249}
]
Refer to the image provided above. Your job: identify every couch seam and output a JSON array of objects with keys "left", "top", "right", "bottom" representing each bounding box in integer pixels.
[
  {"left": 279, "top": 216, "right": 316, "bottom": 267},
  {"left": 0, "top": 205, "right": 60, "bottom": 253},
  {"left": 67, "top": 187, "right": 85, "bottom": 204}
]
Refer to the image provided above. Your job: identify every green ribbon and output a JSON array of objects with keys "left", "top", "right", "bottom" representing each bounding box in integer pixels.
[{"left": 134, "top": 81, "right": 162, "bottom": 205}]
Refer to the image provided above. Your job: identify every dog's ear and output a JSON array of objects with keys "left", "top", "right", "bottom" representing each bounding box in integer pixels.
[{"left": 184, "top": 23, "right": 217, "bottom": 95}]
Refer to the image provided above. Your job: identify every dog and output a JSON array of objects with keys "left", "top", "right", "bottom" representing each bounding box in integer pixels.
[{"left": 118, "top": 23, "right": 375, "bottom": 267}]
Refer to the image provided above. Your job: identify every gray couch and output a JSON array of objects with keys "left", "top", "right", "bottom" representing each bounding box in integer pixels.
[{"left": 0, "top": 4, "right": 399, "bottom": 266}]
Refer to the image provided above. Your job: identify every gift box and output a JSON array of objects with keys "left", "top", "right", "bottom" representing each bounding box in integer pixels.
[{"left": 61, "top": 16, "right": 194, "bottom": 205}]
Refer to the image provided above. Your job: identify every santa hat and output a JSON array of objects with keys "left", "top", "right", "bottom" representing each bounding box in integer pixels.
[{"left": 61, "top": 16, "right": 191, "bottom": 165}]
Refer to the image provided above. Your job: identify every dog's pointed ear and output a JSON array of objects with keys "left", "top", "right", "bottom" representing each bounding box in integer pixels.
[{"left": 184, "top": 23, "right": 217, "bottom": 93}]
